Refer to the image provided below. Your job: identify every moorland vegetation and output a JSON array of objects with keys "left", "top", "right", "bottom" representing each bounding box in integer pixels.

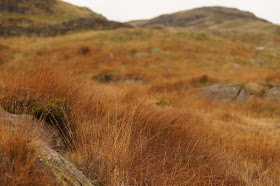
[{"left": 1, "top": 1, "right": 280, "bottom": 185}]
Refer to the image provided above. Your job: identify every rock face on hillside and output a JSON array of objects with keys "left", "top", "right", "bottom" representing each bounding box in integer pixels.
[
  {"left": 266, "top": 87, "right": 280, "bottom": 102},
  {"left": 200, "top": 84, "right": 280, "bottom": 103},
  {"left": 0, "top": 16, "right": 132, "bottom": 37},
  {"left": 0, "top": 0, "right": 56, "bottom": 14}
]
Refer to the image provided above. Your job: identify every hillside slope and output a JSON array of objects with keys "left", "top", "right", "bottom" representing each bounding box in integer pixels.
[
  {"left": 0, "top": 0, "right": 131, "bottom": 37},
  {"left": 128, "top": 6, "right": 272, "bottom": 31},
  {"left": 0, "top": 0, "right": 57, "bottom": 14},
  {"left": 0, "top": 0, "right": 104, "bottom": 23}
]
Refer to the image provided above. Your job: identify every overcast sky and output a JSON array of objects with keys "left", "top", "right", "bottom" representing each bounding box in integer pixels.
[{"left": 63, "top": 0, "right": 280, "bottom": 24}]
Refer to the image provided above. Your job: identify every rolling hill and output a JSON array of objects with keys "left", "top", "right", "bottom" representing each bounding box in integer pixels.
[
  {"left": 127, "top": 6, "right": 272, "bottom": 31},
  {"left": 128, "top": 6, "right": 280, "bottom": 48}
]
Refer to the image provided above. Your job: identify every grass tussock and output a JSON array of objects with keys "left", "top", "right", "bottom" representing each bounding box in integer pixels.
[{"left": 0, "top": 124, "right": 55, "bottom": 185}]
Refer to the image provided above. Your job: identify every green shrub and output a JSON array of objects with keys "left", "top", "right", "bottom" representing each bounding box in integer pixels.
[
  {"left": 199, "top": 75, "right": 209, "bottom": 84},
  {"left": 155, "top": 99, "right": 169, "bottom": 106}
]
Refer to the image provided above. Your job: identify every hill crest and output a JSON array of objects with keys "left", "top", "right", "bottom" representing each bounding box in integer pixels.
[{"left": 127, "top": 6, "right": 270, "bottom": 29}]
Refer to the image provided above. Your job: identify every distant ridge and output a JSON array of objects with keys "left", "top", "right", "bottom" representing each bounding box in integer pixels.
[{"left": 127, "top": 6, "right": 270, "bottom": 30}]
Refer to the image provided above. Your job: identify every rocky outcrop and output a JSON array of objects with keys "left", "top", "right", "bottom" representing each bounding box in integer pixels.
[
  {"left": 200, "top": 84, "right": 241, "bottom": 103},
  {"left": 235, "top": 89, "right": 248, "bottom": 103},
  {"left": 266, "top": 87, "right": 280, "bottom": 102},
  {"left": 38, "top": 145, "right": 93, "bottom": 186},
  {"left": 200, "top": 84, "right": 280, "bottom": 103},
  {"left": 0, "top": 17, "right": 132, "bottom": 37},
  {"left": 0, "top": 107, "right": 93, "bottom": 185}
]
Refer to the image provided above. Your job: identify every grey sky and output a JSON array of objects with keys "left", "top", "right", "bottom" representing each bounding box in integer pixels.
[{"left": 63, "top": 0, "right": 280, "bottom": 24}]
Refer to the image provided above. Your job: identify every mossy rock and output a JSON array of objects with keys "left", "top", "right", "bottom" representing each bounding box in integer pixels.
[
  {"left": 1, "top": 97, "right": 75, "bottom": 148},
  {"left": 28, "top": 99, "right": 74, "bottom": 148},
  {"left": 38, "top": 145, "right": 94, "bottom": 186}
]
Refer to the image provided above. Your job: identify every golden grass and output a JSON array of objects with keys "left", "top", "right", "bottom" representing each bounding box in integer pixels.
[
  {"left": 0, "top": 28, "right": 280, "bottom": 185},
  {"left": 0, "top": 122, "right": 55, "bottom": 185}
]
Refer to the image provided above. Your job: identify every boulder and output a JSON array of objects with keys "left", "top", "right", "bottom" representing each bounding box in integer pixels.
[
  {"left": 200, "top": 84, "right": 280, "bottom": 103},
  {"left": 200, "top": 84, "right": 241, "bottom": 103},
  {"left": 235, "top": 89, "right": 248, "bottom": 103},
  {"left": 265, "top": 87, "right": 280, "bottom": 102},
  {"left": 38, "top": 145, "right": 93, "bottom": 186}
]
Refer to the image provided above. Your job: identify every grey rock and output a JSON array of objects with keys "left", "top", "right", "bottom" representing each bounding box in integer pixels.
[
  {"left": 200, "top": 84, "right": 280, "bottom": 103},
  {"left": 38, "top": 145, "right": 93, "bottom": 186},
  {"left": 200, "top": 84, "right": 241, "bottom": 103},
  {"left": 265, "top": 87, "right": 280, "bottom": 101},
  {"left": 235, "top": 89, "right": 248, "bottom": 103}
]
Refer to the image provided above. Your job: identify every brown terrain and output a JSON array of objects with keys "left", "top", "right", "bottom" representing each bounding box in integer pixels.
[{"left": 1, "top": 1, "right": 280, "bottom": 185}]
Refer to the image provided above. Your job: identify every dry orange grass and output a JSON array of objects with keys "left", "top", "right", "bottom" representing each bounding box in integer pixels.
[
  {"left": 0, "top": 122, "right": 55, "bottom": 185},
  {"left": 0, "top": 28, "right": 280, "bottom": 185},
  {"left": 2, "top": 28, "right": 279, "bottom": 85},
  {"left": 0, "top": 61, "right": 237, "bottom": 185}
]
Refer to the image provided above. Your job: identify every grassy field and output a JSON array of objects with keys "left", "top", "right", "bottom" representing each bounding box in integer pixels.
[{"left": 1, "top": 27, "right": 280, "bottom": 185}]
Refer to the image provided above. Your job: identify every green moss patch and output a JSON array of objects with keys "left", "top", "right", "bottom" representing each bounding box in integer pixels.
[{"left": 155, "top": 99, "right": 169, "bottom": 106}]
